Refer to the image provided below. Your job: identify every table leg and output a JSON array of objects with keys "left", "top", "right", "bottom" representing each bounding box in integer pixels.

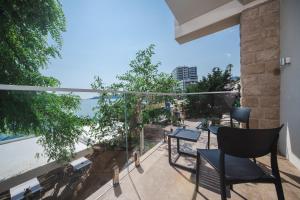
[
  {"left": 207, "top": 130, "right": 210, "bottom": 149},
  {"left": 167, "top": 132, "right": 199, "bottom": 173}
]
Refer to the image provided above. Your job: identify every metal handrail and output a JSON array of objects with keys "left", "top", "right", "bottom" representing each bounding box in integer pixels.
[{"left": 0, "top": 84, "right": 238, "bottom": 96}]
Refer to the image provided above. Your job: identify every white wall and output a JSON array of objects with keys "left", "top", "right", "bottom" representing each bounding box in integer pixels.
[
  {"left": 279, "top": 0, "right": 300, "bottom": 169},
  {"left": 0, "top": 137, "right": 90, "bottom": 193},
  {"left": 0, "top": 137, "right": 88, "bottom": 181}
]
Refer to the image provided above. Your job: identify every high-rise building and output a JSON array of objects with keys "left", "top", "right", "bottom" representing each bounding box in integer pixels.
[{"left": 172, "top": 66, "right": 198, "bottom": 91}]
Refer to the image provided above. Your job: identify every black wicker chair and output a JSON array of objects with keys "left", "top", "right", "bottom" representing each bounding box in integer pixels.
[
  {"left": 207, "top": 107, "right": 251, "bottom": 149},
  {"left": 196, "top": 125, "right": 285, "bottom": 200}
]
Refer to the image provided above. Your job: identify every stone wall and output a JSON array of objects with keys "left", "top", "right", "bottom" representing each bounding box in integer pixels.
[{"left": 240, "top": 0, "right": 280, "bottom": 128}]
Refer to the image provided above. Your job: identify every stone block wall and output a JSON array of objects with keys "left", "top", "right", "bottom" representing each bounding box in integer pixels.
[{"left": 240, "top": 0, "right": 280, "bottom": 128}]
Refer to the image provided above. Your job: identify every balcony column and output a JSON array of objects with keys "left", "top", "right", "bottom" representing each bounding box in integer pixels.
[{"left": 240, "top": 0, "right": 280, "bottom": 128}]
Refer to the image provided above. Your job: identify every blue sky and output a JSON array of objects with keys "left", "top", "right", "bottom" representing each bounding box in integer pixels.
[{"left": 43, "top": 0, "right": 240, "bottom": 89}]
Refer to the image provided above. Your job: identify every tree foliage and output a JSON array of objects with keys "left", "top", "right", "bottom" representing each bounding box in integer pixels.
[
  {"left": 91, "top": 45, "right": 178, "bottom": 146},
  {"left": 117, "top": 44, "right": 177, "bottom": 93},
  {"left": 0, "top": 1, "right": 82, "bottom": 161},
  {"left": 0, "top": 0, "right": 65, "bottom": 86},
  {"left": 185, "top": 65, "right": 238, "bottom": 118},
  {"left": 89, "top": 78, "right": 125, "bottom": 147}
]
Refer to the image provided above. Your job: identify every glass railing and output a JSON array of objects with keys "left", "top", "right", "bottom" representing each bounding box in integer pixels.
[{"left": 0, "top": 85, "right": 238, "bottom": 199}]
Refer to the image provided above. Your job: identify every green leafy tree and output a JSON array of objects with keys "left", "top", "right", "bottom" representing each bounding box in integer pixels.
[
  {"left": 89, "top": 78, "right": 125, "bottom": 148},
  {"left": 91, "top": 45, "right": 178, "bottom": 147},
  {"left": 117, "top": 44, "right": 177, "bottom": 136},
  {"left": 0, "top": 1, "right": 82, "bottom": 161},
  {"left": 185, "top": 65, "right": 238, "bottom": 118}
]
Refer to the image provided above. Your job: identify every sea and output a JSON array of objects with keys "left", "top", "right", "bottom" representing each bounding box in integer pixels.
[
  {"left": 77, "top": 96, "right": 119, "bottom": 117},
  {"left": 77, "top": 98, "right": 98, "bottom": 117}
]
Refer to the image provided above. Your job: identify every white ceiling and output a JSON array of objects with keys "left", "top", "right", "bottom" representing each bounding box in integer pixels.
[{"left": 165, "top": 0, "right": 233, "bottom": 25}]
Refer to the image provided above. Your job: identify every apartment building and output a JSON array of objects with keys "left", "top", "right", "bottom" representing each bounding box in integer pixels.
[{"left": 172, "top": 66, "right": 198, "bottom": 90}]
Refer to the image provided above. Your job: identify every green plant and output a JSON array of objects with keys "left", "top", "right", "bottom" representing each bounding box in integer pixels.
[
  {"left": 0, "top": 0, "right": 83, "bottom": 161},
  {"left": 185, "top": 65, "right": 238, "bottom": 118},
  {"left": 90, "top": 45, "right": 178, "bottom": 147}
]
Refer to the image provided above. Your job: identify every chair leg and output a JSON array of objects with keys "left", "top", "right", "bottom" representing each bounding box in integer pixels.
[
  {"left": 220, "top": 181, "right": 227, "bottom": 200},
  {"left": 196, "top": 152, "right": 200, "bottom": 191},
  {"left": 230, "top": 184, "right": 233, "bottom": 190},
  {"left": 220, "top": 171, "right": 227, "bottom": 200},
  {"left": 274, "top": 178, "right": 285, "bottom": 200},
  {"left": 271, "top": 152, "right": 285, "bottom": 200}
]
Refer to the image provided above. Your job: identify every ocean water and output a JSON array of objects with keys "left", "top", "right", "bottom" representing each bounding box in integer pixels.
[
  {"left": 77, "top": 98, "right": 98, "bottom": 117},
  {"left": 77, "top": 96, "right": 119, "bottom": 117},
  {"left": 0, "top": 98, "right": 114, "bottom": 142}
]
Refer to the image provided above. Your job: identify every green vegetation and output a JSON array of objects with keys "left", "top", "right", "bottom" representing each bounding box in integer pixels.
[
  {"left": 0, "top": 1, "right": 238, "bottom": 162},
  {"left": 0, "top": 0, "right": 82, "bottom": 161},
  {"left": 90, "top": 45, "right": 178, "bottom": 148},
  {"left": 185, "top": 65, "right": 239, "bottom": 118}
]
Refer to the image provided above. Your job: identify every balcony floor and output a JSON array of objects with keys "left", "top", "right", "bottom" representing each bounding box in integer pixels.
[{"left": 87, "top": 124, "right": 300, "bottom": 200}]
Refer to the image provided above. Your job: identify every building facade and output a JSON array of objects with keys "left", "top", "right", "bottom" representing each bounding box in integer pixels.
[{"left": 172, "top": 66, "right": 198, "bottom": 90}]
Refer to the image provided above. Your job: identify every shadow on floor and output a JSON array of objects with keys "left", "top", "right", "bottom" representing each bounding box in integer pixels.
[
  {"left": 128, "top": 173, "right": 142, "bottom": 200},
  {"left": 113, "top": 185, "right": 122, "bottom": 197},
  {"left": 258, "top": 161, "right": 300, "bottom": 190},
  {"left": 137, "top": 166, "right": 144, "bottom": 174}
]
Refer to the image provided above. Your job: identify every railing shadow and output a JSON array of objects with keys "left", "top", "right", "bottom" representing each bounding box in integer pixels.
[{"left": 128, "top": 171, "right": 142, "bottom": 200}]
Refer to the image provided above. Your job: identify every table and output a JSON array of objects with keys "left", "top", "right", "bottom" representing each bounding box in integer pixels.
[{"left": 168, "top": 128, "right": 201, "bottom": 173}]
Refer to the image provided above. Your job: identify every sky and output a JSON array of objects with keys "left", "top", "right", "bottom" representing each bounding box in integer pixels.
[{"left": 43, "top": 0, "right": 240, "bottom": 89}]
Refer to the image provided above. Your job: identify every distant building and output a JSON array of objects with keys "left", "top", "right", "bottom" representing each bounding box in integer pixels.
[{"left": 172, "top": 66, "right": 198, "bottom": 91}]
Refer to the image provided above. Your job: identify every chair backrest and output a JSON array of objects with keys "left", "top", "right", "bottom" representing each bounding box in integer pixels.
[
  {"left": 230, "top": 107, "right": 251, "bottom": 128},
  {"left": 217, "top": 125, "right": 283, "bottom": 158}
]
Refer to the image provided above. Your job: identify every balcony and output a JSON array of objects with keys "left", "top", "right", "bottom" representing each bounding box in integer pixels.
[
  {"left": 0, "top": 86, "right": 299, "bottom": 200},
  {"left": 1, "top": 0, "right": 299, "bottom": 199},
  {"left": 87, "top": 120, "right": 300, "bottom": 200}
]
